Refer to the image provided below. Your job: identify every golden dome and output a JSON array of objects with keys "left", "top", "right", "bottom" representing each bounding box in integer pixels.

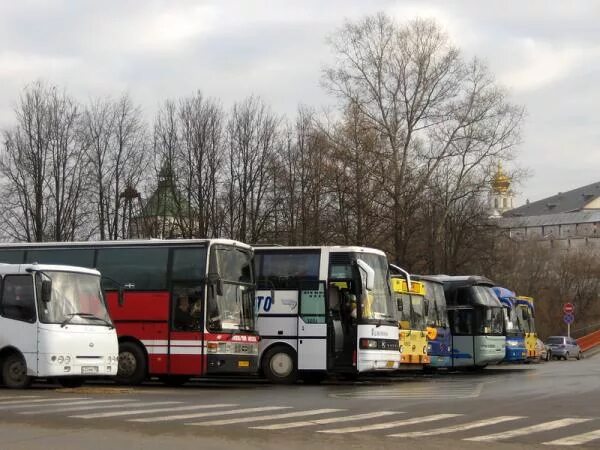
[{"left": 491, "top": 163, "right": 511, "bottom": 194}]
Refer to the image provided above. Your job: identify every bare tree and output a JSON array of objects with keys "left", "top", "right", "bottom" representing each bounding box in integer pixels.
[
  {"left": 225, "top": 96, "right": 279, "bottom": 243},
  {"left": 0, "top": 82, "right": 87, "bottom": 242}
]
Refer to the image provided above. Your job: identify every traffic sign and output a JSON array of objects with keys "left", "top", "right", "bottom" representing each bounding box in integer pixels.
[
  {"left": 564, "top": 313, "right": 574, "bottom": 324},
  {"left": 563, "top": 303, "right": 574, "bottom": 314}
]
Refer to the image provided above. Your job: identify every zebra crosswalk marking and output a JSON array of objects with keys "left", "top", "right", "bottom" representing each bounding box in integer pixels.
[
  {"left": 72, "top": 403, "right": 236, "bottom": 419},
  {"left": 129, "top": 406, "right": 290, "bottom": 423},
  {"left": 252, "top": 411, "right": 401, "bottom": 430},
  {"left": 465, "top": 418, "right": 592, "bottom": 442},
  {"left": 543, "top": 428, "right": 600, "bottom": 446},
  {"left": 0, "top": 397, "right": 88, "bottom": 409},
  {"left": 387, "top": 416, "right": 524, "bottom": 437},
  {"left": 318, "top": 414, "right": 461, "bottom": 434},
  {"left": 0, "top": 396, "right": 41, "bottom": 401},
  {"left": 16, "top": 398, "right": 134, "bottom": 413},
  {"left": 22, "top": 401, "right": 181, "bottom": 415},
  {"left": 187, "top": 409, "right": 344, "bottom": 426}
]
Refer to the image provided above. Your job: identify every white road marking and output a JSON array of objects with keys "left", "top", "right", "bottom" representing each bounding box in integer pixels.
[
  {"left": 388, "top": 416, "right": 524, "bottom": 437},
  {"left": 187, "top": 409, "right": 344, "bottom": 426},
  {"left": 465, "top": 418, "right": 592, "bottom": 442},
  {"left": 252, "top": 411, "right": 401, "bottom": 430},
  {"left": 543, "top": 428, "right": 600, "bottom": 446},
  {"left": 129, "top": 406, "right": 290, "bottom": 423},
  {"left": 0, "top": 397, "right": 88, "bottom": 409},
  {"left": 0, "top": 396, "right": 41, "bottom": 401},
  {"left": 318, "top": 414, "right": 461, "bottom": 434},
  {"left": 21, "top": 401, "right": 181, "bottom": 415},
  {"left": 72, "top": 403, "right": 236, "bottom": 419},
  {"left": 17, "top": 398, "right": 135, "bottom": 413}
]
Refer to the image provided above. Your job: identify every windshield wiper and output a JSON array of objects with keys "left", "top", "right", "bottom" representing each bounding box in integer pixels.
[{"left": 61, "top": 312, "right": 114, "bottom": 329}]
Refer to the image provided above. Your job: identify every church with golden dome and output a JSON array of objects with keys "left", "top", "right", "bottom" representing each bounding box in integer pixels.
[{"left": 488, "top": 163, "right": 514, "bottom": 218}]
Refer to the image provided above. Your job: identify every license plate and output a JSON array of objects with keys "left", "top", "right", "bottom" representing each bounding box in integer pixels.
[
  {"left": 82, "top": 366, "right": 99, "bottom": 374},
  {"left": 386, "top": 361, "right": 395, "bottom": 368},
  {"left": 238, "top": 360, "right": 250, "bottom": 368}
]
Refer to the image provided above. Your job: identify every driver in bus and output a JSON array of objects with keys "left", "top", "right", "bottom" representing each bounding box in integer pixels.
[{"left": 174, "top": 294, "right": 193, "bottom": 330}]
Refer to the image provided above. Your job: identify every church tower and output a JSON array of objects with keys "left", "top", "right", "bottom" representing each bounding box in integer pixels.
[{"left": 488, "top": 163, "right": 514, "bottom": 218}]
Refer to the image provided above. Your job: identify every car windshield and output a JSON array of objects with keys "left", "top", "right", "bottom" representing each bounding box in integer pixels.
[
  {"left": 36, "top": 271, "right": 112, "bottom": 326},
  {"left": 547, "top": 337, "right": 565, "bottom": 345}
]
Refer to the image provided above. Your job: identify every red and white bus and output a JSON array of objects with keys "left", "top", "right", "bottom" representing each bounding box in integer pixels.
[{"left": 0, "top": 239, "right": 259, "bottom": 385}]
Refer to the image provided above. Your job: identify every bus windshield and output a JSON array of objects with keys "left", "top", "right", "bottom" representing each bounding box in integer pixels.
[
  {"left": 476, "top": 306, "right": 504, "bottom": 336},
  {"left": 356, "top": 253, "right": 394, "bottom": 322},
  {"left": 36, "top": 271, "right": 112, "bottom": 326},
  {"left": 208, "top": 247, "right": 255, "bottom": 333},
  {"left": 424, "top": 281, "right": 449, "bottom": 328},
  {"left": 411, "top": 295, "right": 426, "bottom": 330}
]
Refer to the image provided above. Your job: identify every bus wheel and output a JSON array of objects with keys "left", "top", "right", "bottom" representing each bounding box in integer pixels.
[
  {"left": 262, "top": 346, "right": 297, "bottom": 384},
  {"left": 116, "top": 342, "right": 147, "bottom": 385},
  {"left": 2, "top": 354, "right": 32, "bottom": 389},
  {"left": 57, "top": 377, "right": 85, "bottom": 388}
]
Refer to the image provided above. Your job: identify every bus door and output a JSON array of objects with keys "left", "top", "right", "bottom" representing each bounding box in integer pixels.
[
  {"left": 448, "top": 306, "right": 475, "bottom": 367},
  {"left": 297, "top": 281, "right": 327, "bottom": 371},
  {"left": 1, "top": 275, "right": 38, "bottom": 373},
  {"left": 326, "top": 282, "right": 346, "bottom": 369},
  {"left": 169, "top": 281, "right": 205, "bottom": 375}
]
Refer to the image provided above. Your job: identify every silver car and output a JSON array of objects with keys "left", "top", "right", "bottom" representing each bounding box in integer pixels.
[{"left": 545, "top": 336, "right": 582, "bottom": 360}]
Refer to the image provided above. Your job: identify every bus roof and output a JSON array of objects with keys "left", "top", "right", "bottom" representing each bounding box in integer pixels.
[
  {"left": 425, "top": 275, "right": 495, "bottom": 287},
  {"left": 0, "top": 238, "right": 252, "bottom": 251},
  {"left": 0, "top": 263, "right": 100, "bottom": 276},
  {"left": 412, "top": 274, "right": 444, "bottom": 286},
  {"left": 253, "top": 245, "right": 387, "bottom": 257}
]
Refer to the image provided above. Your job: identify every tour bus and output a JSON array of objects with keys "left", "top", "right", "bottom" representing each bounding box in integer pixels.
[
  {"left": 388, "top": 271, "right": 430, "bottom": 369},
  {"left": 516, "top": 296, "right": 539, "bottom": 360},
  {"left": 253, "top": 246, "right": 400, "bottom": 383},
  {"left": 413, "top": 275, "right": 452, "bottom": 369},
  {"left": 0, "top": 239, "right": 259, "bottom": 385},
  {"left": 492, "top": 287, "right": 527, "bottom": 363},
  {"left": 0, "top": 263, "right": 118, "bottom": 388},
  {"left": 430, "top": 275, "right": 505, "bottom": 368}
]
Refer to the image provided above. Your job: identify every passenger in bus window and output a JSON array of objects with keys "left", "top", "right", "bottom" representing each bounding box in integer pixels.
[{"left": 173, "top": 294, "right": 193, "bottom": 330}]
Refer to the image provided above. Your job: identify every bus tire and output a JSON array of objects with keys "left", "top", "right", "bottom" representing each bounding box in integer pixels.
[
  {"left": 2, "top": 353, "right": 32, "bottom": 389},
  {"left": 116, "top": 341, "right": 147, "bottom": 385},
  {"left": 57, "top": 377, "right": 85, "bottom": 388},
  {"left": 262, "top": 346, "right": 297, "bottom": 384}
]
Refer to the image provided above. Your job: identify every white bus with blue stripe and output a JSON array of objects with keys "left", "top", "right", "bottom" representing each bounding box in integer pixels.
[{"left": 254, "top": 246, "right": 400, "bottom": 383}]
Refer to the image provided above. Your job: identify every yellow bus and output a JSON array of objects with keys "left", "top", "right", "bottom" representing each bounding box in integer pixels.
[
  {"left": 516, "top": 296, "right": 538, "bottom": 360},
  {"left": 390, "top": 276, "right": 430, "bottom": 369}
]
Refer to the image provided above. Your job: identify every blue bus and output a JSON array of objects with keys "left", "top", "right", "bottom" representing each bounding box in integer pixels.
[
  {"left": 413, "top": 275, "right": 452, "bottom": 369},
  {"left": 492, "top": 287, "right": 527, "bottom": 363}
]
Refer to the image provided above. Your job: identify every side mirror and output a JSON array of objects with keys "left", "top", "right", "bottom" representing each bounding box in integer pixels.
[
  {"left": 207, "top": 273, "right": 224, "bottom": 296},
  {"left": 356, "top": 259, "right": 375, "bottom": 291},
  {"left": 118, "top": 286, "right": 124, "bottom": 307},
  {"left": 424, "top": 300, "right": 430, "bottom": 316},
  {"left": 397, "top": 298, "right": 403, "bottom": 311},
  {"left": 41, "top": 279, "right": 52, "bottom": 303}
]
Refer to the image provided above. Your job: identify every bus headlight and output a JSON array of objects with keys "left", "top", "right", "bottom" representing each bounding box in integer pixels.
[{"left": 507, "top": 341, "right": 519, "bottom": 347}]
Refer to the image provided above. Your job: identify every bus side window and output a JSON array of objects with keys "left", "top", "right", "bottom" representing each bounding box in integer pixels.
[{"left": 1, "top": 275, "right": 36, "bottom": 323}]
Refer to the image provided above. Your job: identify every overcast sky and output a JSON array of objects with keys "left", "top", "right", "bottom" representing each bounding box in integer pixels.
[{"left": 0, "top": 0, "right": 598, "bottom": 205}]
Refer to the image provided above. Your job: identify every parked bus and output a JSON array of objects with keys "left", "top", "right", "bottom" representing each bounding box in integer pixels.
[
  {"left": 0, "top": 239, "right": 259, "bottom": 385},
  {"left": 430, "top": 275, "right": 505, "bottom": 368},
  {"left": 389, "top": 272, "right": 430, "bottom": 369},
  {"left": 413, "top": 275, "right": 452, "bottom": 369},
  {"left": 492, "top": 287, "right": 527, "bottom": 363},
  {"left": 254, "top": 246, "right": 400, "bottom": 383},
  {"left": 516, "top": 296, "right": 539, "bottom": 360},
  {"left": 0, "top": 263, "right": 118, "bottom": 388}
]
